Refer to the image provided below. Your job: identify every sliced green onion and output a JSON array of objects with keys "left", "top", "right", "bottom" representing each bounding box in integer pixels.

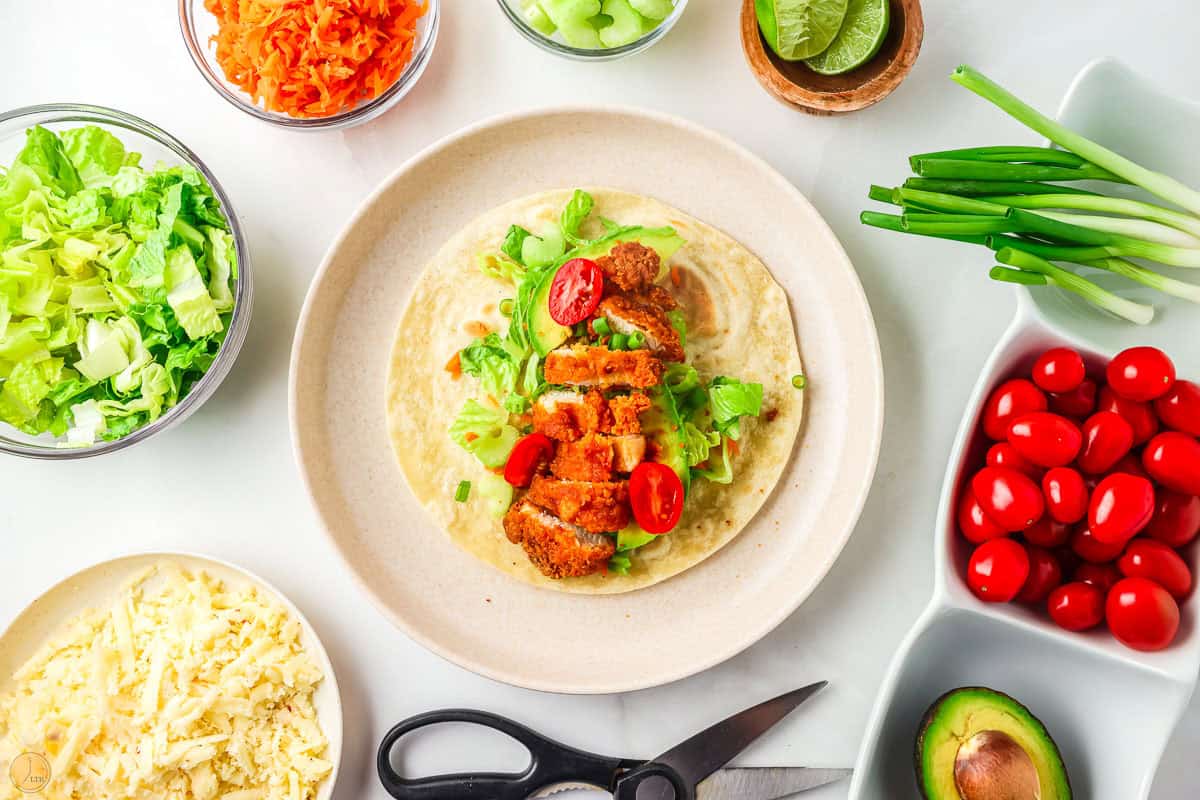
[
  {"left": 609, "top": 333, "right": 629, "bottom": 350},
  {"left": 454, "top": 480, "right": 471, "bottom": 502},
  {"left": 791, "top": 374, "right": 807, "bottom": 389},
  {"left": 995, "top": 247, "right": 1154, "bottom": 324},
  {"left": 572, "top": 322, "right": 587, "bottom": 338},
  {"left": 499, "top": 298, "right": 514, "bottom": 317},
  {"left": 592, "top": 316, "right": 611, "bottom": 336},
  {"left": 904, "top": 178, "right": 1098, "bottom": 197},
  {"left": 952, "top": 65, "right": 1200, "bottom": 216},
  {"left": 627, "top": 331, "right": 645, "bottom": 349}
]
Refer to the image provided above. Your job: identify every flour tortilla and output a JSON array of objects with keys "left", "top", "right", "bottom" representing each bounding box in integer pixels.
[{"left": 385, "top": 189, "right": 803, "bottom": 594}]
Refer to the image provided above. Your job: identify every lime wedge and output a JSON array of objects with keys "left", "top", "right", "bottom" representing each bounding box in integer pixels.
[
  {"left": 755, "top": 0, "right": 849, "bottom": 62},
  {"left": 804, "top": 0, "right": 890, "bottom": 75}
]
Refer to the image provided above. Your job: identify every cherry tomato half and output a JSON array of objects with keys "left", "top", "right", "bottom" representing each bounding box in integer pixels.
[
  {"left": 1155, "top": 380, "right": 1200, "bottom": 437},
  {"left": 1042, "top": 467, "right": 1088, "bottom": 525},
  {"left": 1049, "top": 379, "right": 1098, "bottom": 419},
  {"left": 1143, "top": 432, "right": 1200, "bottom": 496},
  {"left": 1075, "top": 562, "right": 1121, "bottom": 594},
  {"left": 1146, "top": 489, "right": 1200, "bottom": 548},
  {"left": 1097, "top": 386, "right": 1159, "bottom": 445},
  {"left": 1007, "top": 412, "right": 1082, "bottom": 468},
  {"left": 971, "top": 467, "right": 1045, "bottom": 532},
  {"left": 1033, "top": 347, "right": 1086, "bottom": 394},
  {"left": 1047, "top": 581, "right": 1105, "bottom": 631},
  {"left": 967, "top": 538, "right": 1030, "bottom": 603},
  {"left": 958, "top": 489, "right": 1008, "bottom": 545},
  {"left": 1117, "top": 539, "right": 1193, "bottom": 600},
  {"left": 1106, "top": 346, "right": 1176, "bottom": 403},
  {"left": 1016, "top": 546, "right": 1062, "bottom": 604},
  {"left": 1077, "top": 411, "right": 1134, "bottom": 475},
  {"left": 1106, "top": 577, "right": 1180, "bottom": 652},
  {"left": 1023, "top": 517, "right": 1070, "bottom": 548},
  {"left": 1071, "top": 524, "right": 1126, "bottom": 564},
  {"left": 503, "top": 433, "right": 554, "bottom": 487},
  {"left": 983, "top": 379, "right": 1047, "bottom": 441},
  {"left": 986, "top": 442, "right": 1041, "bottom": 479},
  {"left": 629, "top": 461, "right": 684, "bottom": 534},
  {"left": 1088, "top": 473, "right": 1155, "bottom": 545},
  {"left": 548, "top": 258, "right": 604, "bottom": 326}
]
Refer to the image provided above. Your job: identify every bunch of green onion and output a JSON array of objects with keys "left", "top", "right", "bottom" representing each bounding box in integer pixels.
[{"left": 862, "top": 65, "right": 1200, "bottom": 324}]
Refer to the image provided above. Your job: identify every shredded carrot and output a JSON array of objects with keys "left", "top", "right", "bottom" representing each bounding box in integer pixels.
[
  {"left": 726, "top": 438, "right": 740, "bottom": 456},
  {"left": 204, "top": 0, "right": 427, "bottom": 118},
  {"left": 669, "top": 266, "right": 682, "bottom": 287},
  {"left": 445, "top": 351, "right": 462, "bottom": 377}
]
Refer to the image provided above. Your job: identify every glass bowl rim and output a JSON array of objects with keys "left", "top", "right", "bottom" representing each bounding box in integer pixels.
[
  {"left": 177, "top": 0, "right": 441, "bottom": 130},
  {"left": 0, "top": 102, "right": 253, "bottom": 460},
  {"left": 495, "top": 0, "right": 689, "bottom": 60}
]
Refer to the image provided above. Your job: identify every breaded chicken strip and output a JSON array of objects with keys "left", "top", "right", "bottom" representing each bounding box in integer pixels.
[
  {"left": 526, "top": 475, "right": 631, "bottom": 533},
  {"left": 598, "top": 296, "right": 684, "bottom": 362},
  {"left": 532, "top": 389, "right": 611, "bottom": 442},
  {"left": 606, "top": 392, "right": 651, "bottom": 436},
  {"left": 544, "top": 345, "right": 664, "bottom": 389},
  {"left": 503, "top": 500, "right": 615, "bottom": 578},
  {"left": 596, "top": 241, "right": 660, "bottom": 293},
  {"left": 550, "top": 433, "right": 614, "bottom": 482}
]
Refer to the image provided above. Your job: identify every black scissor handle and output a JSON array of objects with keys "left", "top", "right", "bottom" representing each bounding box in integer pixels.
[
  {"left": 377, "top": 709, "right": 638, "bottom": 800},
  {"left": 612, "top": 762, "right": 692, "bottom": 800}
]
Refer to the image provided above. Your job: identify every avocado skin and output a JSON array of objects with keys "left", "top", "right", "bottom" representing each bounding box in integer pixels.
[{"left": 914, "top": 686, "right": 1072, "bottom": 800}]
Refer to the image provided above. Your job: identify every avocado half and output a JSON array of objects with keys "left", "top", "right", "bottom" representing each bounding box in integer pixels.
[{"left": 915, "top": 687, "right": 1072, "bottom": 800}]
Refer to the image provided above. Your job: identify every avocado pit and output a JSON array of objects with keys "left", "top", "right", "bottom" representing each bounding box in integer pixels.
[{"left": 954, "top": 730, "right": 1041, "bottom": 800}]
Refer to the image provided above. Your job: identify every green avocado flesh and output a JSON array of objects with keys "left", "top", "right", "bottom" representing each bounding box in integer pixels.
[
  {"left": 916, "top": 687, "right": 1071, "bottom": 800},
  {"left": 641, "top": 386, "right": 690, "bottom": 493}
]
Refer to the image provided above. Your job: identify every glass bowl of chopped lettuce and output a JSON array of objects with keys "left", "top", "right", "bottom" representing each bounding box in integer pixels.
[
  {"left": 0, "top": 104, "right": 251, "bottom": 459},
  {"left": 499, "top": 0, "right": 688, "bottom": 61}
]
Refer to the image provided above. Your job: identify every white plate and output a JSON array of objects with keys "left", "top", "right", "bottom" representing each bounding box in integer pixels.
[
  {"left": 289, "top": 107, "right": 883, "bottom": 694},
  {"left": 0, "top": 552, "right": 343, "bottom": 800},
  {"left": 849, "top": 60, "right": 1200, "bottom": 799}
]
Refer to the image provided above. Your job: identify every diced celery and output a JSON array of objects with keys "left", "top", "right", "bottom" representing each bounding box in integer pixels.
[
  {"left": 523, "top": 1, "right": 557, "bottom": 35},
  {"left": 629, "top": 0, "right": 673, "bottom": 20},
  {"left": 598, "top": 0, "right": 644, "bottom": 47},
  {"left": 541, "top": 0, "right": 604, "bottom": 47}
]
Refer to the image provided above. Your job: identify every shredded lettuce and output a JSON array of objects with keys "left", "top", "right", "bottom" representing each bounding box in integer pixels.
[
  {"left": 681, "top": 421, "right": 721, "bottom": 469},
  {"left": 501, "top": 225, "right": 533, "bottom": 265},
  {"left": 708, "top": 377, "right": 764, "bottom": 441},
  {"left": 449, "top": 399, "right": 520, "bottom": 468},
  {"left": 666, "top": 308, "right": 687, "bottom": 349},
  {"left": 560, "top": 189, "right": 595, "bottom": 244},
  {"left": 0, "top": 125, "right": 236, "bottom": 445},
  {"left": 695, "top": 437, "right": 734, "bottom": 484},
  {"left": 459, "top": 333, "right": 524, "bottom": 400}
]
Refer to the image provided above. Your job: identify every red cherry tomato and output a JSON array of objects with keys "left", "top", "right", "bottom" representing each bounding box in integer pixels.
[
  {"left": 1106, "top": 346, "right": 1176, "bottom": 402},
  {"left": 1047, "top": 581, "right": 1105, "bottom": 631},
  {"left": 1017, "top": 546, "right": 1062, "bottom": 604},
  {"left": 1106, "top": 577, "right": 1180, "bottom": 651},
  {"left": 1110, "top": 453, "right": 1150, "bottom": 480},
  {"left": 1077, "top": 411, "right": 1134, "bottom": 475},
  {"left": 967, "top": 538, "right": 1030, "bottom": 603},
  {"left": 1097, "top": 387, "right": 1159, "bottom": 445},
  {"left": 1075, "top": 562, "right": 1121, "bottom": 594},
  {"left": 1117, "top": 540, "right": 1193, "bottom": 600},
  {"left": 1088, "top": 473, "right": 1155, "bottom": 545},
  {"left": 1145, "top": 489, "right": 1200, "bottom": 548},
  {"left": 971, "top": 467, "right": 1045, "bottom": 532},
  {"left": 1032, "top": 347, "right": 1086, "bottom": 393},
  {"left": 1155, "top": 380, "right": 1200, "bottom": 437},
  {"left": 1007, "top": 412, "right": 1082, "bottom": 468},
  {"left": 983, "top": 379, "right": 1047, "bottom": 441},
  {"left": 958, "top": 489, "right": 1008, "bottom": 544},
  {"left": 503, "top": 433, "right": 554, "bottom": 487},
  {"left": 1042, "top": 467, "right": 1088, "bottom": 525},
  {"left": 1055, "top": 546, "right": 1083, "bottom": 577},
  {"left": 628, "top": 461, "right": 684, "bottom": 534},
  {"left": 1142, "top": 432, "right": 1200, "bottom": 495},
  {"left": 1049, "top": 379, "right": 1098, "bottom": 419},
  {"left": 986, "top": 442, "right": 1041, "bottom": 479},
  {"left": 547, "top": 258, "right": 604, "bottom": 326},
  {"left": 1071, "top": 524, "right": 1126, "bottom": 564},
  {"left": 1023, "top": 517, "right": 1070, "bottom": 548}
]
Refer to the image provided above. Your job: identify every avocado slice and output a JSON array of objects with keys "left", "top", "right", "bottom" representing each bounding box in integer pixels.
[
  {"left": 916, "top": 687, "right": 1071, "bottom": 800},
  {"left": 640, "top": 385, "right": 690, "bottom": 494},
  {"left": 526, "top": 228, "right": 685, "bottom": 356}
]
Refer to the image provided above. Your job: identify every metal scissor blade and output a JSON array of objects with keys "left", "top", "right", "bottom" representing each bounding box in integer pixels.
[
  {"left": 649, "top": 681, "right": 829, "bottom": 790},
  {"left": 696, "top": 767, "right": 853, "bottom": 799}
]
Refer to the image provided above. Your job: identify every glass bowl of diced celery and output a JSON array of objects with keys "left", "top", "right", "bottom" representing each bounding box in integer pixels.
[{"left": 498, "top": 0, "right": 688, "bottom": 61}]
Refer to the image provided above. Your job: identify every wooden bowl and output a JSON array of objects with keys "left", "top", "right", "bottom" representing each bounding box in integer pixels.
[{"left": 741, "top": 0, "right": 924, "bottom": 115}]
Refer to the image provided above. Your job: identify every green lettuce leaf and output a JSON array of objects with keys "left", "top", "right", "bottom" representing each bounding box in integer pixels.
[
  {"left": 449, "top": 399, "right": 520, "bottom": 468},
  {"left": 694, "top": 437, "right": 734, "bottom": 484},
  {"left": 501, "top": 225, "right": 533, "bottom": 265},
  {"left": 708, "top": 377, "right": 764, "bottom": 440},
  {"left": 459, "top": 333, "right": 524, "bottom": 400},
  {"left": 560, "top": 189, "right": 594, "bottom": 244},
  {"left": 60, "top": 127, "right": 127, "bottom": 187},
  {"left": 164, "top": 246, "right": 223, "bottom": 339},
  {"left": 681, "top": 421, "right": 721, "bottom": 469}
]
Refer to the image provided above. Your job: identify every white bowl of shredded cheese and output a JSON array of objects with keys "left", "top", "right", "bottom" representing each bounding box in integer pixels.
[{"left": 0, "top": 553, "right": 341, "bottom": 800}]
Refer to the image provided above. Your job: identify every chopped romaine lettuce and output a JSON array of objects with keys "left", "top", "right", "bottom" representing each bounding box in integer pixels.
[
  {"left": 459, "top": 333, "right": 524, "bottom": 400},
  {"left": 708, "top": 377, "right": 764, "bottom": 440},
  {"left": 449, "top": 399, "right": 521, "bottom": 468},
  {"left": 502, "top": 225, "right": 534, "bottom": 265},
  {"left": 560, "top": 189, "right": 595, "bottom": 244}
]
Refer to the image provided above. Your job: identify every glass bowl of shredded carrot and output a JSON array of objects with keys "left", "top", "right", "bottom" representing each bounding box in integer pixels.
[{"left": 179, "top": 0, "right": 439, "bottom": 129}]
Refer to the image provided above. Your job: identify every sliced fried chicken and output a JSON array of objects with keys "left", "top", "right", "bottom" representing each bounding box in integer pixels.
[
  {"left": 532, "top": 389, "right": 612, "bottom": 442},
  {"left": 598, "top": 295, "right": 684, "bottom": 362},
  {"left": 543, "top": 345, "right": 664, "bottom": 389},
  {"left": 609, "top": 435, "right": 646, "bottom": 472},
  {"left": 503, "top": 499, "right": 615, "bottom": 579},
  {"left": 606, "top": 392, "right": 651, "bottom": 436},
  {"left": 595, "top": 241, "right": 661, "bottom": 294},
  {"left": 550, "top": 433, "right": 615, "bottom": 482},
  {"left": 526, "top": 475, "right": 631, "bottom": 533}
]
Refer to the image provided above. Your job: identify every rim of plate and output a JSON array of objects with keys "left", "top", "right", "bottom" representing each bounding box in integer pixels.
[
  {"left": 288, "top": 105, "right": 885, "bottom": 693},
  {"left": 0, "top": 550, "right": 343, "bottom": 798}
]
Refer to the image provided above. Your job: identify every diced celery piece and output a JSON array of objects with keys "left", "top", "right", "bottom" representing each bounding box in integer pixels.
[
  {"left": 541, "top": 0, "right": 604, "bottom": 47},
  {"left": 599, "top": 0, "right": 645, "bottom": 47},
  {"left": 629, "top": 0, "right": 673, "bottom": 20},
  {"left": 588, "top": 13, "right": 615, "bottom": 29},
  {"left": 523, "top": 1, "right": 557, "bottom": 35}
]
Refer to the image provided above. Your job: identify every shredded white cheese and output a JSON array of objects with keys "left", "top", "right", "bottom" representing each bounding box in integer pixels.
[{"left": 0, "top": 563, "right": 332, "bottom": 800}]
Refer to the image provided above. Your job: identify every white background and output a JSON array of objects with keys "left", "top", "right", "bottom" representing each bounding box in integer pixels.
[{"left": 4, "top": 1, "right": 1198, "bottom": 798}]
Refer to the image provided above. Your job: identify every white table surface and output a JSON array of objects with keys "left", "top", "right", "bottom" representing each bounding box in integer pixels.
[{"left": 5, "top": 1, "right": 1198, "bottom": 797}]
